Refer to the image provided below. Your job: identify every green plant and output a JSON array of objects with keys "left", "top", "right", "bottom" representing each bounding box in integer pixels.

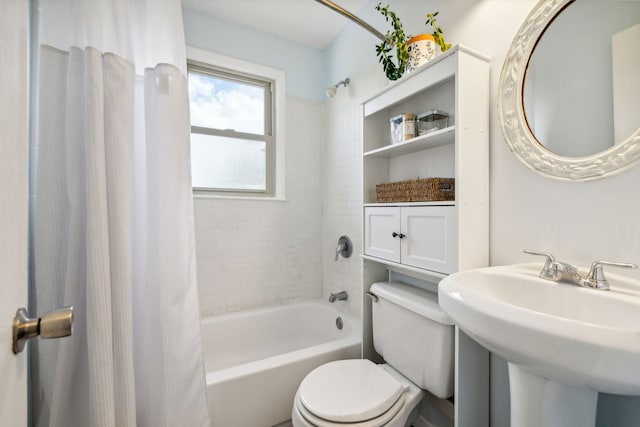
[
  {"left": 425, "top": 12, "right": 451, "bottom": 52},
  {"left": 374, "top": 3, "right": 410, "bottom": 81},
  {"left": 374, "top": 4, "right": 452, "bottom": 81}
]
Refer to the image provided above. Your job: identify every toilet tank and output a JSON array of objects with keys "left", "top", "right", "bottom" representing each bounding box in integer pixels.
[{"left": 370, "top": 281, "right": 454, "bottom": 399}]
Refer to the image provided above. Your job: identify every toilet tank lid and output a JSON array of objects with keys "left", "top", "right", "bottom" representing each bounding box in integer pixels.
[{"left": 370, "top": 281, "right": 453, "bottom": 325}]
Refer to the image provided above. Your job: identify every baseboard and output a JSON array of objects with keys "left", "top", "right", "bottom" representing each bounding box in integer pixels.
[
  {"left": 415, "top": 391, "right": 455, "bottom": 427},
  {"left": 413, "top": 414, "right": 437, "bottom": 427}
]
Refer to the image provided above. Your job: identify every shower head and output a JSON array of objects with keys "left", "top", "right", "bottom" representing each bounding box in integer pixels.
[{"left": 326, "top": 77, "right": 350, "bottom": 98}]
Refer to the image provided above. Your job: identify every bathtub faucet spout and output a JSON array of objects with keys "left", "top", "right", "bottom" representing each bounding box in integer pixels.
[{"left": 329, "top": 291, "right": 348, "bottom": 303}]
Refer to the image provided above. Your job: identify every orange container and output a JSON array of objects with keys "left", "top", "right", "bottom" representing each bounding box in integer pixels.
[{"left": 406, "top": 34, "right": 436, "bottom": 74}]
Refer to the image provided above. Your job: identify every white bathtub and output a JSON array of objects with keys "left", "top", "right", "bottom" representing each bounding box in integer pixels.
[{"left": 201, "top": 300, "right": 361, "bottom": 427}]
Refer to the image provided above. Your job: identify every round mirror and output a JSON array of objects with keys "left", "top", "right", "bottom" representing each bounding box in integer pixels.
[{"left": 498, "top": 0, "right": 640, "bottom": 181}]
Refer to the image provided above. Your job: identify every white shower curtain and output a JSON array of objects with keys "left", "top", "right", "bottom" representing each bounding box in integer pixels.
[{"left": 30, "top": 0, "right": 210, "bottom": 426}]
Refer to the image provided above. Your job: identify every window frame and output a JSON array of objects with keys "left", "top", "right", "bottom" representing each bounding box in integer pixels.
[{"left": 186, "top": 46, "right": 286, "bottom": 200}]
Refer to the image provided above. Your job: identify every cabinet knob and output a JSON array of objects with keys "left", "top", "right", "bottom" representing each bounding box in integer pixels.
[
  {"left": 392, "top": 232, "right": 399, "bottom": 238},
  {"left": 399, "top": 233, "right": 406, "bottom": 239}
]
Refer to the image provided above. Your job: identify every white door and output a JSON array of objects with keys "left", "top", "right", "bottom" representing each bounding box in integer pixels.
[
  {"left": 364, "top": 207, "right": 401, "bottom": 263},
  {"left": 0, "top": 1, "right": 29, "bottom": 424},
  {"left": 401, "top": 206, "right": 457, "bottom": 273}
]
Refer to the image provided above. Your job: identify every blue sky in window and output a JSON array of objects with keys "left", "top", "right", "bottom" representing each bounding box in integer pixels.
[{"left": 188, "top": 72, "right": 265, "bottom": 135}]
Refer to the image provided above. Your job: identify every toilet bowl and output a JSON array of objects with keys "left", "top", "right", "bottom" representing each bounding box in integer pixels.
[
  {"left": 291, "top": 281, "right": 454, "bottom": 427},
  {"left": 292, "top": 360, "right": 424, "bottom": 427}
]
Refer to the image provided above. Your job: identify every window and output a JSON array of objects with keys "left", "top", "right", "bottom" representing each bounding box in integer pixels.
[{"left": 186, "top": 47, "right": 286, "bottom": 199}]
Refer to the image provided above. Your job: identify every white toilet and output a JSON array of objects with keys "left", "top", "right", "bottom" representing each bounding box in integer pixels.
[{"left": 292, "top": 281, "right": 455, "bottom": 427}]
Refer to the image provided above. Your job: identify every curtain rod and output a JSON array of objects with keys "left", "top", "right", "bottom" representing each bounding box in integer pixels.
[{"left": 314, "top": 0, "right": 387, "bottom": 42}]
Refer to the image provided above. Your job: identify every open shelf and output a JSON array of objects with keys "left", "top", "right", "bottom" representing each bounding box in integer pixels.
[
  {"left": 363, "top": 126, "right": 455, "bottom": 158},
  {"left": 364, "top": 201, "right": 455, "bottom": 207},
  {"left": 361, "top": 255, "right": 448, "bottom": 283}
]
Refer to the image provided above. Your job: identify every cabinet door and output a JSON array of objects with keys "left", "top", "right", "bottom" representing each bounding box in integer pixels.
[
  {"left": 400, "top": 206, "right": 456, "bottom": 273},
  {"left": 364, "top": 207, "right": 401, "bottom": 263}
]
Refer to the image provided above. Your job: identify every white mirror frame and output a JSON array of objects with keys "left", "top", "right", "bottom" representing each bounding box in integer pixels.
[{"left": 498, "top": 0, "right": 640, "bottom": 181}]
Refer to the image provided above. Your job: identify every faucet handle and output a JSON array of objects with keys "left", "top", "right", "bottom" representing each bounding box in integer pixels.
[
  {"left": 585, "top": 260, "right": 638, "bottom": 290},
  {"left": 335, "top": 235, "right": 353, "bottom": 261},
  {"left": 523, "top": 249, "right": 556, "bottom": 263},
  {"left": 523, "top": 249, "right": 558, "bottom": 279}
]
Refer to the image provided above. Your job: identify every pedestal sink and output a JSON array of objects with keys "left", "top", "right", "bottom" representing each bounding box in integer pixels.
[{"left": 438, "top": 263, "right": 640, "bottom": 427}]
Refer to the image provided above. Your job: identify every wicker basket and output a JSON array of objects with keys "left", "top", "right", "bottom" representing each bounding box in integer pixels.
[{"left": 375, "top": 178, "right": 455, "bottom": 203}]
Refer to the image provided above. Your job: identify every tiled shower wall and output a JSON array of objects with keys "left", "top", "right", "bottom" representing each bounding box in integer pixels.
[
  {"left": 194, "top": 73, "right": 385, "bottom": 319},
  {"left": 194, "top": 97, "right": 324, "bottom": 316},
  {"left": 321, "top": 69, "right": 388, "bottom": 321}
]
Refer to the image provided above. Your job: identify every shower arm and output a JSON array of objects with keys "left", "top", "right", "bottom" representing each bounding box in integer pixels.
[{"left": 314, "top": 0, "right": 387, "bottom": 43}]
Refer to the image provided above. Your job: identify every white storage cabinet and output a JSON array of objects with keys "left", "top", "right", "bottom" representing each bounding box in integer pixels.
[
  {"left": 361, "top": 46, "right": 490, "bottom": 278},
  {"left": 364, "top": 206, "right": 456, "bottom": 274},
  {"left": 360, "top": 46, "right": 491, "bottom": 427}
]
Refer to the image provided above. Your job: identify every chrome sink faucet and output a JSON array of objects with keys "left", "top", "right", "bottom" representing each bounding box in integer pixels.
[{"left": 524, "top": 249, "right": 637, "bottom": 290}]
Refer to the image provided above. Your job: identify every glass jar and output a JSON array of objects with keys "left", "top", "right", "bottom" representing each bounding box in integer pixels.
[{"left": 390, "top": 113, "right": 416, "bottom": 144}]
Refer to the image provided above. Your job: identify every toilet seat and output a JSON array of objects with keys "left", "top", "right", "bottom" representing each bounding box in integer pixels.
[
  {"left": 294, "top": 389, "right": 405, "bottom": 427},
  {"left": 296, "top": 359, "right": 407, "bottom": 425}
]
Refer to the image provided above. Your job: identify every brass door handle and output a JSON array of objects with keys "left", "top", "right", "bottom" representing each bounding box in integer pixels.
[{"left": 12, "top": 307, "right": 73, "bottom": 354}]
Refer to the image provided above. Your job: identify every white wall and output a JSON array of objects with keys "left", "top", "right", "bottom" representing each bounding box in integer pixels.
[
  {"left": 193, "top": 97, "right": 324, "bottom": 316},
  {"left": 325, "top": 1, "right": 640, "bottom": 426},
  {"left": 183, "top": 8, "right": 326, "bottom": 101},
  {"left": 183, "top": 10, "right": 327, "bottom": 316},
  {"left": 612, "top": 22, "right": 640, "bottom": 144},
  {"left": 322, "top": 70, "right": 388, "bottom": 320}
]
